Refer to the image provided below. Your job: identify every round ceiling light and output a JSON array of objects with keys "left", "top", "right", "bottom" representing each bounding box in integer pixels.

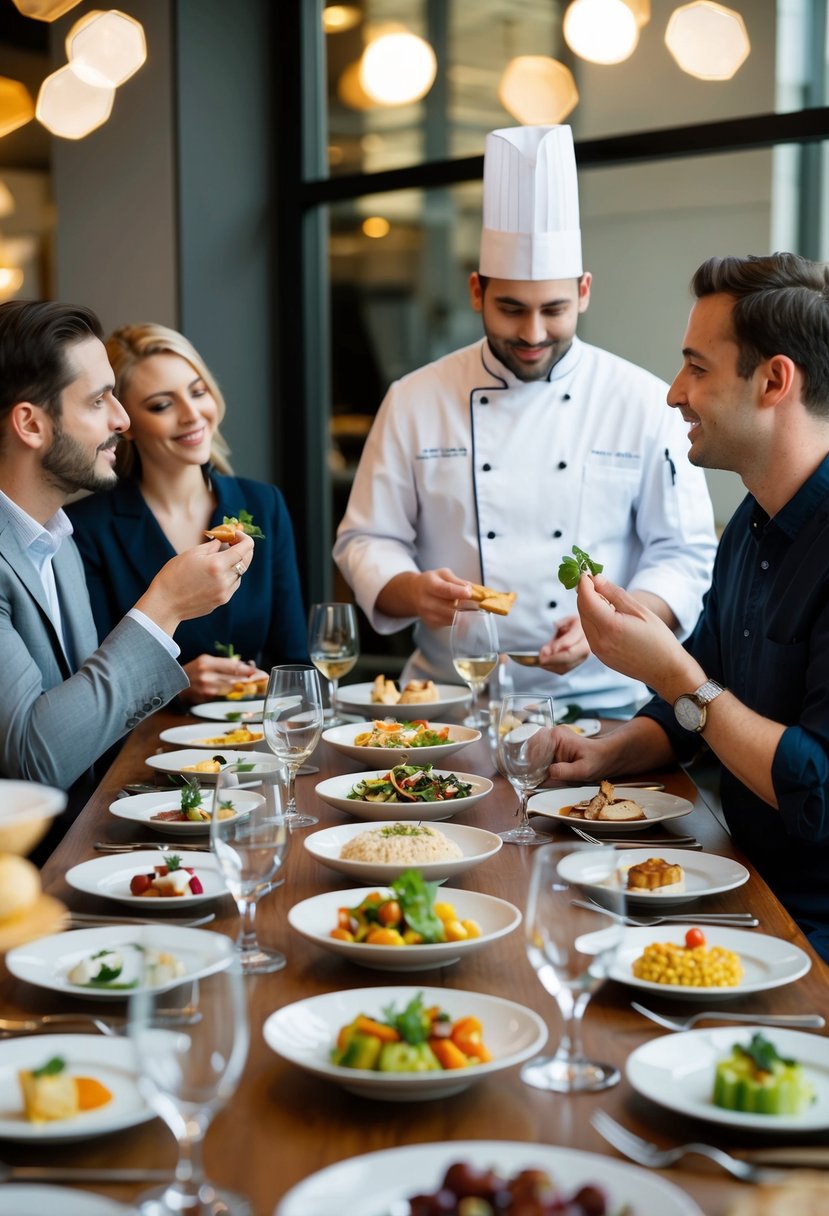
[
  {"left": 359, "top": 31, "right": 437, "bottom": 106},
  {"left": 498, "top": 57, "right": 579, "bottom": 125},
  {"left": 665, "top": 1, "right": 750, "bottom": 81},
  {"left": 36, "top": 64, "right": 114, "bottom": 139},
  {"left": 66, "top": 9, "right": 147, "bottom": 89},
  {"left": 563, "top": 0, "right": 640, "bottom": 65}
]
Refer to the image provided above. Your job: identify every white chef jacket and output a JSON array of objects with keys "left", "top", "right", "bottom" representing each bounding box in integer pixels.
[{"left": 334, "top": 336, "right": 718, "bottom": 711}]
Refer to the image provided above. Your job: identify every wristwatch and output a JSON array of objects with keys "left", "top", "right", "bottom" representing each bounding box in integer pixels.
[{"left": 673, "top": 680, "right": 725, "bottom": 733}]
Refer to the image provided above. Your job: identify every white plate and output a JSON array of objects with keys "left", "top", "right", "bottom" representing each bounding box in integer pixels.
[
  {"left": 562, "top": 718, "right": 601, "bottom": 737},
  {"left": 559, "top": 847, "right": 749, "bottom": 908},
  {"left": 0, "top": 1188, "right": 134, "bottom": 1216},
  {"left": 159, "top": 722, "right": 266, "bottom": 749},
  {"left": 145, "top": 748, "right": 283, "bottom": 782},
  {"left": 275, "top": 1140, "right": 703, "bottom": 1216},
  {"left": 0, "top": 1033, "right": 152, "bottom": 1143},
  {"left": 627, "top": 1026, "right": 829, "bottom": 1131},
  {"left": 191, "top": 699, "right": 265, "bottom": 722},
  {"left": 108, "top": 788, "right": 263, "bottom": 837},
  {"left": 288, "top": 885, "right": 520, "bottom": 971},
  {"left": 335, "top": 682, "right": 471, "bottom": 720},
  {"left": 304, "top": 820, "right": 502, "bottom": 884},
  {"left": 6, "top": 924, "right": 233, "bottom": 1000},
  {"left": 65, "top": 851, "right": 227, "bottom": 908},
  {"left": 314, "top": 769, "right": 493, "bottom": 822},
  {"left": 322, "top": 720, "right": 480, "bottom": 766},
  {"left": 528, "top": 785, "right": 694, "bottom": 832},
  {"left": 611, "top": 925, "right": 811, "bottom": 1000}
]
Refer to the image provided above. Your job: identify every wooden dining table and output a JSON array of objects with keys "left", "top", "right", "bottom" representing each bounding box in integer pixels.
[{"left": 2, "top": 706, "right": 828, "bottom": 1216}]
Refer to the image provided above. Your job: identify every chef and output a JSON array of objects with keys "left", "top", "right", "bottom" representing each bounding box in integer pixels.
[{"left": 334, "top": 125, "right": 717, "bottom": 714}]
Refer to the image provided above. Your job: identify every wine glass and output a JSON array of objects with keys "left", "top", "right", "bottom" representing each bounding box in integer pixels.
[
  {"left": 450, "top": 608, "right": 499, "bottom": 727},
  {"left": 496, "top": 694, "right": 556, "bottom": 845},
  {"left": 128, "top": 935, "right": 250, "bottom": 1215},
  {"left": 262, "top": 664, "right": 324, "bottom": 828},
  {"left": 307, "top": 602, "right": 359, "bottom": 726},
  {"left": 211, "top": 761, "right": 290, "bottom": 974},
  {"left": 522, "top": 841, "right": 626, "bottom": 1093}
]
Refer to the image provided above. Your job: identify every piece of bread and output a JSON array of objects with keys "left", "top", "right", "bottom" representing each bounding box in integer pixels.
[
  {"left": 371, "top": 675, "right": 400, "bottom": 705},
  {"left": 627, "top": 857, "right": 684, "bottom": 890},
  {"left": 597, "top": 799, "right": 646, "bottom": 821},
  {"left": 399, "top": 679, "right": 438, "bottom": 705},
  {"left": 19, "top": 1067, "right": 78, "bottom": 1122},
  {"left": 468, "top": 583, "right": 516, "bottom": 617},
  {"left": 0, "top": 854, "right": 41, "bottom": 920},
  {"left": 225, "top": 676, "right": 268, "bottom": 700},
  {"left": 204, "top": 523, "right": 241, "bottom": 544}
]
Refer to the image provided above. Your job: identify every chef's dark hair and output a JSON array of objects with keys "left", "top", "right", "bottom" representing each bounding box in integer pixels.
[
  {"left": 692, "top": 253, "right": 829, "bottom": 414},
  {"left": 0, "top": 300, "right": 104, "bottom": 420}
]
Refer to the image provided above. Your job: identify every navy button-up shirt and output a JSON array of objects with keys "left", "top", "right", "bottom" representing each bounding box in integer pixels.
[{"left": 640, "top": 454, "right": 829, "bottom": 960}]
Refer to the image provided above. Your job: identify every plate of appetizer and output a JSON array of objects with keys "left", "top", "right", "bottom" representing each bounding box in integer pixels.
[
  {"left": 65, "top": 850, "right": 227, "bottom": 908},
  {"left": 321, "top": 719, "right": 480, "bottom": 766},
  {"left": 561, "top": 718, "right": 601, "bottom": 737},
  {"left": 626, "top": 1026, "right": 829, "bottom": 1131},
  {"left": 6, "top": 924, "right": 232, "bottom": 1000},
  {"left": 610, "top": 925, "right": 811, "bottom": 1000},
  {"left": 528, "top": 781, "right": 693, "bottom": 832},
  {"left": 190, "top": 699, "right": 265, "bottom": 723},
  {"left": 558, "top": 846, "right": 749, "bottom": 908},
  {"left": 159, "top": 722, "right": 266, "bottom": 749},
  {"left": 263, "top": 985, "right": 546, "bottom": 1102},
  {"left": 0, "top": 1188, "right": 135, "bottom": 1216},
  {"left": 0, "top": 1033, "right": 153, "bottom": 1142},
  {"left": 288, "top": 878, "right": 520, "bottom": 971},
  {"left": 335, "top": 680, "right": 470, "bottom": 721},
  {"left": 109, "top": 786, "right": 263, "bottom": 836},
  {"left": 314, "top": 766, "right": 493, "bottom": 822},
  {"left": 144, "top": 748, "right": 283, "bottom": 782},
  {"left": 275, "top": 1140, "right": 702, "bottom": 1216},
  {"left": 303, "top": 820, "right": 502, "bottom": 884}
]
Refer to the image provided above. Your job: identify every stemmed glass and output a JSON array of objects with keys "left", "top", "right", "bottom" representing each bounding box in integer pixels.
[
  {"left": 307, "top": 602, "right": 359, "bottom": 726},
  {"left": 522, "top": 841, "right": 626, "bottom": 1093},
  {"left": 211, "top": 761, "right": 290, "bottom": 974},
  {"left": 450, "top": 608, "right": 499, "bottom": 727},
  {"left": 128, "top": 936, "right": 251, "bottom": 1215},
  {"left": 496, "top": 694, "right": 556, "bottom": 845},
  {"left": 262, "top": 664, "right": 324, "bottom": 828}
]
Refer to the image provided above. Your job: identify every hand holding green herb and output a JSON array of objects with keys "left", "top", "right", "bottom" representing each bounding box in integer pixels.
[{"left": 557, "top": 545, "right": 603, "bottom": 590}]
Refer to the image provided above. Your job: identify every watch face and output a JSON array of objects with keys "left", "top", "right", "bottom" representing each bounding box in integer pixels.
[{"left": 675, "top": 695, "right": 702, "bottom": 732}]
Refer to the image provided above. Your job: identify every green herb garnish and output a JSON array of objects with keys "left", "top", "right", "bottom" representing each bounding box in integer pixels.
[
  {"left": 215, "top": 641, "right": 241, "bottom": 660},
  {"left": 381, "top": 992, "right": 432, "bottom": 1045},
  {"left": 736, "top": 1033, "right": 795, "bottom": 1073},
  {"left": 165, "top": 854, "right": 183, "bottom": 872},
  {"left": 390, "top": 869, "right": 445, "bottom": 943},
  {"left": 181, "top": 783, "right": 203, "bottom": 813},
  {"left": 557, "top": 545, "right": 603, "bottom": 589},
  {"left": 225, "top": 509, "right": 265, "bottom": 539},
  {"left": 32, "top": 1056, "right": 66, "bottom": 1078}
]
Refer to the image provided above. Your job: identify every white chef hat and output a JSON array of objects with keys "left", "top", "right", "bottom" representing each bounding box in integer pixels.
[{"left": 479, "top": 125, "right": 583, "bottom": 281}]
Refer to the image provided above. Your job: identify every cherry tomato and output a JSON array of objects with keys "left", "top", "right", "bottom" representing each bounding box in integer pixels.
[
  {"left": 685, "top": 927, "right": 706, "bottom": 949},
  {"left": 377, "top": 899, "right": 402, "bottom": 926},
  {"left": 188, "top": 875, "right": 204, "bottom": 895},
  {"left": 130, "top": 873, "right": 153, "bottom": 896}
]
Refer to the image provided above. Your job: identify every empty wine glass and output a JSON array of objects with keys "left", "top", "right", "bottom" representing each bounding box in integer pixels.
[
  {"left": 262, "top": 664, "right": 323, "bottom": 828},
  {"left": 496, "top": 694, "right": 556, "bottom": 845},
  {"left": 128, "top": 936, "right": 250, "bottom": 1215},
  {"left": 307, "top": 602, "right": 359, "bottom": 726},
  {"left": 211, "top": 761, "right": 290, "bottom": 974},
  {"left": 522, "top": 841, "right": 626, "bottom": 1093},
  {"left": 450, "top": 608, "right": 499, "bottom": 727}
]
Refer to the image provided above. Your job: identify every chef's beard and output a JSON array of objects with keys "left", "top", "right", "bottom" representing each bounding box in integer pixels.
[{"left": 484, "top": 332, "right": 572, "bottom": 382}]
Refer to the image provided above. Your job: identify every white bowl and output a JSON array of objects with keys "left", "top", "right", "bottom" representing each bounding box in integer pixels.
[
  {"left": 303, "top": 820, "right": 502, "bottom": 884},
  {"left": 288, "top": 885, "right": 520, "bottom": 971},
  {"left": 145, "top": 749, "right": 283, "bottom": 782},
  {"left": 262, "top": 985, "right": 547, "bottom": 1101},
  {"left": 314, "top": 769, "right": 492, "bottom": 822},
  {"left": 335, "top": 682, "right": 470, "bottom": 720},
  {"left": 0, "top": 780, "right": 67, "bottom": 855},
  {"left": 322, "top": 720, "right": 480, "bottom": 767},
  {"left": 108, "top": 788, "right": 263, "bottom": 837}
]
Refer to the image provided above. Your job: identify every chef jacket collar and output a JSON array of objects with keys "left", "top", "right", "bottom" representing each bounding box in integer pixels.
[{"left": 479, "top": 334, "right": 583, "bottom": 390}]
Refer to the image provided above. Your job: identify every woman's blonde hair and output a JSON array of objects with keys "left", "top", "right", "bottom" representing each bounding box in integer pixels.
[{"left": 106, "top": 323, "right": 233, "bottom": 478}]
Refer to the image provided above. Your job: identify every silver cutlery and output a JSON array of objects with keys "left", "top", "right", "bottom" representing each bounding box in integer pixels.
[
  {"left": 631, "top": 1000, "right": 825, "bottom": 1031},
  {"left": 94, "top": 840, "right": 211, "bottom": 852},
  {"left": 737, "top": 1146, "right": 829, "bottom": 1167},
  {"left": 0, "top": 1163, "right": 170, "bottom": 1183},
  {"left": 570, "top": 899, "right": 758, "bottom": 928},
  {"left": 590, "top": 1109, "right": 785, "bottom": 1184},
  {"left": 68, "top": 911, "right": 216, "bottom": 928},
  {"left": 569, "top": 825, "right": 703, "bottom": 849},
  {"left": 0, "top": 1014, "right": 120, "bottom": 1036}
]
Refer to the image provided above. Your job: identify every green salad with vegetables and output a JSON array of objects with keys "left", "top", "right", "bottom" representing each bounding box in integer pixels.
[{"left": 347, "top": 764, "right": 473, "bottom": 803}]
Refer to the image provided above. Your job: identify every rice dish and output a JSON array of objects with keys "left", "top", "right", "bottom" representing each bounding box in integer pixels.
[{"left": 340, "top": 823, "right": 463, "bottom": 864}]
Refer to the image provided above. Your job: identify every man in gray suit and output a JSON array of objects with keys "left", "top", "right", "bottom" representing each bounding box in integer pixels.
[{"left": 0, "top": 300, "right": 256, "bottom": 842}]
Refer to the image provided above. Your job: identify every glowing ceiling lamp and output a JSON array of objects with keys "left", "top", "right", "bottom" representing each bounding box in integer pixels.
[
  {"left": 36, "top": 64, "right": 114, "bottom": 139},
  {"left": 12, "top": 0, "right": 81, "bottom": 19},
  {"left": 66, "top": 9, "right": 147, "bottom": 88},
  {"left": 322, "top": 5, "right": 361, "bottom": 34},
  {"left": 563, "top": 0, "right": 641, "bottom": 65},
  {"left": 498, "top": 56, "right": 579, "bottom": 125},
  {"left": 0, "top": 77, "right": 35, "bottom": 138},
  {"left": 338, "top": 60, "right": 376, "bottom": 111},
  {"left": 359, "top": 31, "right": 437, "bottom": 106},
  {"left": 362, "top": 216, "right": 390, "bottom": 239},
  {"left": 0, "top": 267, "right": 24, "bottom": 299},
  {"left": 665, "top": 1, "right": 750, "bottom": 80}
]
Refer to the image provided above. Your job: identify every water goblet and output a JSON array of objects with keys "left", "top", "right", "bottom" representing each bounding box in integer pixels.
[
  {"left": 307, "top": 601, "right": 359, "bottom": 726},
  {"left": 522, "top": 841, "right": 626, "bottom": 1093},
  {"left": 128, "top": 936, "right": 251, "bottom": 1215},
  {"left": 496, "top": 694, "right": 556, "bottom": 845},
  {"left": 262, "top": 664, "right": 324, "bottom": 828},
  {"left": 211, "top": 761, "right": 290, "bottom": 974},
  {"left": 450, "top": 608, "right": 499, "bottom": 727}
]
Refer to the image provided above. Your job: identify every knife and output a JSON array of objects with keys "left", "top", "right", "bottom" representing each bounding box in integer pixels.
[
  {"left": 94, "top": 841, "right": 211, "bottom": 852},
  {"left": 5, "top": 1165, "right": 171, "bottom": 1182},
  {"left": 736, "top": 1147, "right": 829, "bottom": 1168}
]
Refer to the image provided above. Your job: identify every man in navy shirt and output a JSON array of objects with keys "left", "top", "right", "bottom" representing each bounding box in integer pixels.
[{"left": 548, "top": 252, "right": 829, "bottom": 961}]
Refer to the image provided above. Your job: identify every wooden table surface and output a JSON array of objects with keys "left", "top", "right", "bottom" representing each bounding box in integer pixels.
[{"left": 3, "top": 708, "right": 828, "bottom": 1216}]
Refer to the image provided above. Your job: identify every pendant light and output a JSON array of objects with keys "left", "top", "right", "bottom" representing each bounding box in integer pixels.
[
  {"left": 66, "top": 9, "right": 147, "bottom": 89},
  {"left": 665, "top": 1, "right": 750, "bottom": 80},
  {"left": 498, "top": 56, "right": 579, "bottom": 125},
  {"left": 36, "top": 64, "right": 114, "bottom": 139},
  {"left": 563, "top": 0, "right": 641, "bottom": 65},
  {"left": 359, "top": 30, "right": 437, "bottom": 107}
]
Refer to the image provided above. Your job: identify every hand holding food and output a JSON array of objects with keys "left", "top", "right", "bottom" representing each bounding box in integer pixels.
[
  {"left": 713, "top": 1033, "right": 815, "bottom": 1115},
  {"left": 557, "top": 545, "right": 603, "bottom": 589},
  {"left": 467, "top": 582, "right": 516, "bottom": 616},
  {"left": 332, "top": 992, "right": 491, "bottom": 1073},
  {"left": 204, "top": 509, "right": 266, "bottom": 543}
]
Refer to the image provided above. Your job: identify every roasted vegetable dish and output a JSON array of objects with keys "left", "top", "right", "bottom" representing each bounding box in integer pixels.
[
  {"left": 332, "top": 992, "right": 491, "bottom": 1073},
  {"left": 331, "top": 869, "right": 481, "bottom": 946},
  {"left": 713, "top": 1033, "right": 815, "bottom": 1115}
]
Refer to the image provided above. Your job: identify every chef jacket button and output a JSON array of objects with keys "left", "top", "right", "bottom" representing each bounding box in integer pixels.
[
  {"left": 760, "top": 560, "right": 769, "bottom": 570},
  {"left": 553, "top": 529, "right": 562, "bottom": 538},
  {"left": 563, "top": 393, "right": 571, "bottom": 401},
  {"left": 548, "top": 600, "right": 557, "bottom": 609},
  {"left": 479, "top": 396, "right": 489, "bottom": 404},
  {"left": 482, "top": 463, "right": 491, "bottom": 472},
  {"left": 743, "top": 628, "right": 750, "bottom": 638},
  {"left": 557, "top": 461, "right": 567, "bottom": 470},
  {"left": 486, "top": 531, "right": 496, "bottom": 539}
]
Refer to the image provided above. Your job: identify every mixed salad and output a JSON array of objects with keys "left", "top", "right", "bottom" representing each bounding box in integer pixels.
[{"left": 347, "top": 764, "right": 473, "bottom": 803}]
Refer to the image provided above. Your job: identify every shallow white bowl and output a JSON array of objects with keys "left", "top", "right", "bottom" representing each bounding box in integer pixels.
[
  {"left": 190, "top": 699, "right": 265, "bottom": 722},
  {"left": 65, "top": 851, "right": 227, "bottom": 908},
  {"left": 303, "top": 820, "right": 502, "bottom": 884},
  {"left": 314, "top": 769, "right": 492, "bottom": 822},
  {"left": 322, "top": 720, "right": 480, "bottom": 767},
  {"left": 145, "top": 748, "right": 283, "bottom": 782},
  {"left": 108, "top": 788, "right": 263, "bottom": 837},
  {"left": 288, "top": 884, "right": 520, "bottom": 971},
  {"left": 335, "top": 682, "right": 470, "bottom": 720},
  {"left": 528, "top": 785, "right": 694, "bottom": 833},
  {"left": 263, "top": 985, "right": 546, "bottom": 1101},
  {"left": 159, "top": 722, "right": 267, "bottom": 750}
]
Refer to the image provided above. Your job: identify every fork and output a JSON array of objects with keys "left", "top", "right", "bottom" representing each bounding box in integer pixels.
[
  {"left": 68, "top": 911, "right": 216, "bottom": 928},
  {"left": 0, "top": 1013, "right": 120, "bottom": 1036},
  {"left": 630, "top": 1001, "right": 826, "bottom": 1032},
  {"left": 570, "top": 826, "right": 703, "bottom": 849},
  {"left": 570, "top": 899, "right": 758, "bottom": 928},
  {"left": 590, "top": 1109, "right": 786, "bottom": 1183}
]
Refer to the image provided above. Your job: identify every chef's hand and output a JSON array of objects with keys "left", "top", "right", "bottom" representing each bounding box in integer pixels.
[
  {"left": 537, "top": 615, "right": 591, "bottom": 674},
  {"left": 377, "top": 569, "right": 472, "bottom": 629}
]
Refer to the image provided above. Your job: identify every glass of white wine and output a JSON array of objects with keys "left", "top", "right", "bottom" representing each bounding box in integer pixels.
[
  {"left": 450, "top": 608, "right": 499, "bottom": 727},
  {"left": 307, "top": 602, "right": 359, "bottom": 727},
  {"left": 262, "top": 664, "right": 324, "bottom": 828}
]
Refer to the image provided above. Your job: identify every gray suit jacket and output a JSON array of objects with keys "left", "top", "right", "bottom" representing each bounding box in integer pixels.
[{"left": 0, "top": 503, "right": 187, "bottom": 790}]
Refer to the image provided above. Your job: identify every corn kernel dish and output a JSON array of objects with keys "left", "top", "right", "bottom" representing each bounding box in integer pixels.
[{"left": 632, "top": 938, "right": 744, "bottom": 988}]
